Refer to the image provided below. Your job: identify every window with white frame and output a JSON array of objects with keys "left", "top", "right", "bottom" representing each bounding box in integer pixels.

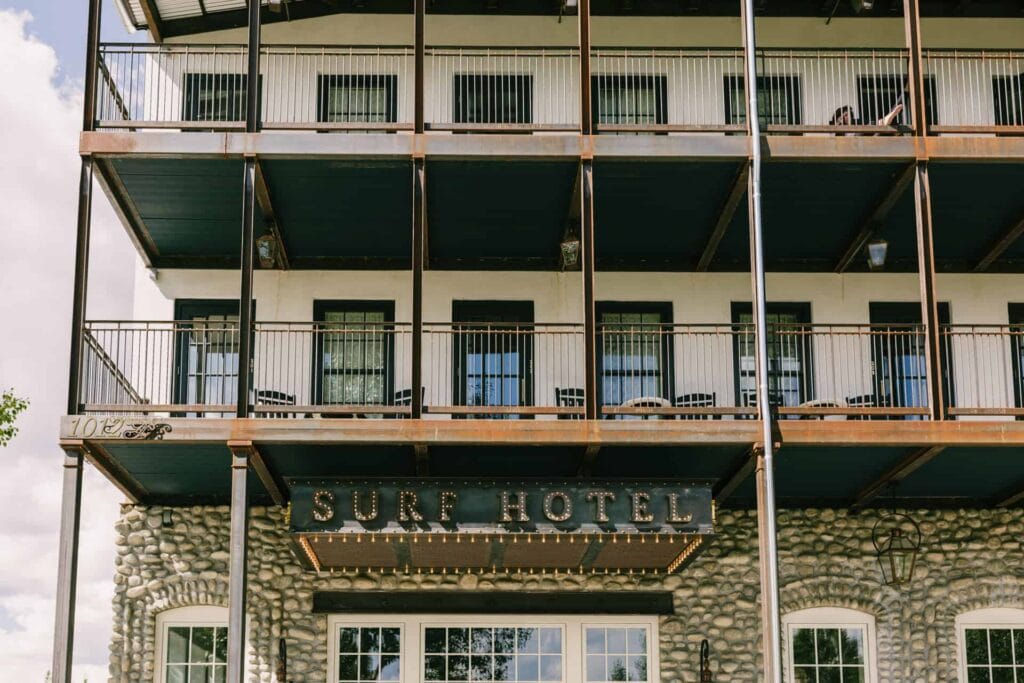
[
  {"left": 783, "top": 607, "right": 877, "bottom": 683},
  {"left": 957, "top": 608, "right": 1024, "bottom": 682},
  {"left": 155, "top": 605, "right": 230, "bottom": 683},
  {"left": 327, "top": 616, "right": 658, "bottom": 683}
]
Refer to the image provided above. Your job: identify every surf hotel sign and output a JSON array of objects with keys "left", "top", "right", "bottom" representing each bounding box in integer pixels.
[{"left": 289, "top": 480, "right": 715, "bottom": 575}]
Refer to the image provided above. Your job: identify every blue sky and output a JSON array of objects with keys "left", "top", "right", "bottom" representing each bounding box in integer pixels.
[{"left": 0, "top": 0, "right": 141, "bottom": 84}]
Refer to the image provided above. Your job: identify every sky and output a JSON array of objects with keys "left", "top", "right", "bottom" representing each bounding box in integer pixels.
[{"left": 0, "top": 4, "right": 141, "bottom": 681}]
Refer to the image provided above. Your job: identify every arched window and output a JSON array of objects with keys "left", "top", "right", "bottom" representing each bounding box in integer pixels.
[
  {"left": 155, "top": 605, "right": 229, "bottom": 683},
  {"left": 957, "top": 607, "right": 1024, "bottom": 682},
  {"left": 782, "top": 607, "right": 877, "bottom": 682}
]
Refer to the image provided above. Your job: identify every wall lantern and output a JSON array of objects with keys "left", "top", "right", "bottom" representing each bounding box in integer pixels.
[
  {"left": 851, "top": 0, "right": 874, "bottom": 13},
  {"left": 560, "top": 227, "right": 581, "bottom": 271},
  {"left": 256, "top": 233, "right": 279, "bottom": 269},
  {"left": 866, "top": 238, "right": 888, "bottom": 271},
  {"left": 268, "top": 0, "right": 286, "bottom": 12},
  {"left": 700, "top": 639, "right": 712, "bottom": 682},
  {"left": 276, "top": 637, "right": 287, "bottom": 682},
  {"left": 161, "top": 509, "right": 173, "bottom": 528},
  {"left": 872, "top": 508, "right": 921, "bottom": 586}
]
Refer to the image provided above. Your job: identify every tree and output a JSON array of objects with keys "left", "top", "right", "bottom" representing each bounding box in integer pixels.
[{"left": 0, "top": 388, "right": 29, "bottom": 447}]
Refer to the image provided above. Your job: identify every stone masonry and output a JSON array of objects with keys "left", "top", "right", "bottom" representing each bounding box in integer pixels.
[{"left": 109, "top": 506, "right": 1024, "bottom": 682}]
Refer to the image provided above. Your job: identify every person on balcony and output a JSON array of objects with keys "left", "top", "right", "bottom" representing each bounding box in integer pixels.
[{"left": 829, "top": 102, "right": 905, "bottom": 129}]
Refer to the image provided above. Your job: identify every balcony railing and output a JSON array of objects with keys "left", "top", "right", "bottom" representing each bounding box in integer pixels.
[
  {"left": 942, "top": 325, "right": 1024, "bottom": 418},
  {"left": 94, "top": 42, "right": 1023, "bottom": 135},
  {"left": 86, "top": 320, "right": 1024, "bottom": 421}
]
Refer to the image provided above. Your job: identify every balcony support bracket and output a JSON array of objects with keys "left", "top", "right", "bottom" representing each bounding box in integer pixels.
[
  {"left": 849, "top": 445, "right": 946, "bottom": 511},
  {"left": 697, "top": 162, "right": 749, "bottom": 272},
  {"left": 253, "top": 159, "right": 289, "bottom": 270}
]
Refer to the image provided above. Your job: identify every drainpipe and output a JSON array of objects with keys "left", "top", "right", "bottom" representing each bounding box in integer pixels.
[{"left": 739, "top": 0, "right": 783, "bottom": 681}]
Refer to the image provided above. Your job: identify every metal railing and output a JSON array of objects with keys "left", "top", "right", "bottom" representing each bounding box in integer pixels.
[
  {"left": 252, "top": 322, "right": 413, "bottom": 417},
  {"left": 591, "top": 48, "right": 745, "bottom": 133},
  {"left": 924, "top": 50, "right": 1024, "bottom": 134},
  {"left": 260, "top": 45, "right": 415, "bottom": 131},
  {"left": 422, "top": 323, "right": 585, "bottom": 417},
  {"left": 755, "top": 48, "right": 913, "bottom": 134},
  {"left": 81, "top": 321, "right": 241, "bottom": 415},
  {"left": 96, "top": 43, "right": 250, "bottom": 129},
  {"left": 942, "top": 325, "right": 1024, "bottom": 419},
  {"left": 94, "top": 43, "right": 1024, "bottom": 136},
  {"left": 80, "top": 320, "right": 1024, "bottom": 421},
  {"left": 425, "top": 47, "right": 581, "bottom": 131}
]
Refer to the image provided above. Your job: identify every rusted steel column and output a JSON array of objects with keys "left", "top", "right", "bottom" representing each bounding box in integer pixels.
[
  {"left": 415, "top": 0, "right": 425, "bottom": 134},
  {"left": 238, "top": 159, "right": 257, "bottom": 418},
  {"left": 83, "top": 0, "right": 101, "bottom": 132},
  {"left": 226, "top": 449, "right": 250, "bottom": 683},
  {"left": 740, "top": 0, "right": 782, "bottom": 678},
  {"left": 904, "top": 0, "right": 945, "bottom": 419},
  {"left": 245, "top": 0, "right": 261, "bottom": 133},
  {"left": 67, "top": 161, "right": 93, "bottom": 416},
  {"left": 582, "top": 161, "right": 597, "bottom": 420},
  {"left": 579, "top": 0, "right": 592, "bottom": 135},
  {"left": 412, "top": 159, "right": 425, "bottom": 418},
  {"left": 51, "top": 447, "right": 85, "bottom": 683}
]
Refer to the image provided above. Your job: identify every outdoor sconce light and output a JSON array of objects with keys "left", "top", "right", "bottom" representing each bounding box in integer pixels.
[
  {"left": 268, "top": 0, "right": 285, "bottom": 12},
  {"left": 851, "top": 0, "right": 874, "bottom": 13},
  {"left": 256, "top": 232, "right": 279, "bottom": 269},
  {"left": 866, "top": 238, "right": 888, "bottom": 271},
  {"left": 161, "top": 510, "right": 173, "bottom": 528},
  {"left": 276, "top": 637, "right": 288, "bottom": 682},
  {"left": 560, "top": 227, "right": 582, "bottom": 271},
  {"left": 872, "top": 505, "right": 922, "bottom": 586},
  {"left": 700, "top": 639, "right": 712, "bottom": 682}
]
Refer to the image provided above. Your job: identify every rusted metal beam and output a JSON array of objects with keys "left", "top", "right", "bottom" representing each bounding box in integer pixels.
[
  {"left": 991, "top": 479, "right": 1024, "bottom": 508},
  {"left": 82, "top": 440, "right": 146, "bottom": 503},
  {"left": 582, "top": 161, "right": 597, "bottom": 420},
  {"left": 253, "top": 158, "right": 289, "bottom": 269},
  {"left": 414, "top": 444, "right": 430, "bottom": 476},
  {"left": 576, "top": 444, "right": 601, "bottom": 477},
  {"left": 849, "top": 445, "right": 946, "bottom": 511},
  {"left": 414, "top": 0, "right": 424, "bottom": 134},
  {"left": 696, "top": 162, "right": 748, "bottom": 272},
  {"left": 66, "top": 161, "right": 93, "bottom": 416},
  {"left": 913, "top": 163, "right": 947, "bottom": 420},
  {"left": 138, "top": 0, "right": 165, "bottom": 43},
  {"left": 579, "top": 0, "right": 592, "bottom": 136},
  {"left": 51, "top": 444, "right": 85, "bottom": 683},
  {"left": 411, "top": 159, "right": 425, "bottom": 418},
  {"left": 229, "top": 440, "right": 287, "bottom": 506},
  {"left": 834, "top": 163, "right": 916, "bottom": 273},
  {"left": 226, "top": 448, "right": 249, "bottom": 683},
  {"left": 974, "top": 214, "right": 1024, "bottom": 272},
  {"left": 903, "top": 0, "right": 928, "bottom": 136},
  {"left": 92, "top": 159, "right": 157, "bottom": 268},
  {"left": 237, "top": 159, "right": 257, "bottom": 419},
  {"left": 713, "top": 445, "right": 757, "bottom": 504}
]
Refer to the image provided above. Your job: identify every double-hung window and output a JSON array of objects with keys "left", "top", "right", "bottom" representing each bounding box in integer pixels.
[
  {"left": 157, "top": 606, "right": 230, "bottom": 683},
  {"left": 327, "top": 616, "right": 658, "bottom": 683},
  {"left": 318, "top": 74, "right": 399, "bottom": 124},
  {"left": 314, "top": 301, "right": 395, "bottom": 407},
  {"left": 591, "top": 75, "right": 668, "bottom": 128},
  {"left": 724, "top": 75, "right": 802, "bottom": 127},
  {"left": 597, "top": 304, "right": 674, "bottom": 412},
  {"left": 784, "top": 608, "right": 877, "bottom": 683},
  {"left": 732, "top": 302, "right": 812, "bottom": 411},
  {"left": 958, "top": 609, "right": 1024, "bottom": 682}
]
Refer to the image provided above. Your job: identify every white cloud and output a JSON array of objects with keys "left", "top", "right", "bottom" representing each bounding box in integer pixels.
[{"left": 0, "top": 9, "right": 137, "bottom": 682}]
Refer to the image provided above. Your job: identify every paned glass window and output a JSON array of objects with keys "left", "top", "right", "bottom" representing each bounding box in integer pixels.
[
  {"left": 963, "top": 628, "right": 1024, "bottom": 682},
  {"left": 598, "top": 306, "right": 672, "bottom": 410},
  {"left": 725, "top": 75, "right": 802, "bottom": 126},
  {"left": 318, "top": 75, "right": 398, "bottom": 123},
  {"left": 584, "top": 627, "right": 649, "bottom": 682},
  {"left": 591, "top": 75, "right": 668, "bottom": 126},
  {"left": 423, "top": 626, "right": 563, "bottom": 682},
  {"left": 337, "top": 626, "right": 402, "bottom": 683},
  {"left": 316, "top": 303, "right": 395, "bottom": 407},
  {"left": 789, "top": 626, "right": 866, "bottom": 682},
  {"left": 164, "top": 625, "right": 228, "bottom": 683}
]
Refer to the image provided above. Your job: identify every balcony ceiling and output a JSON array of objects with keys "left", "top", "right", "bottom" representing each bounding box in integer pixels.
[
  {"left": 116, "top": 0, "right": 1024, "bottom": 38},
  {"left": 94, "top": 438, "right": 1024, "bottom": 508}
]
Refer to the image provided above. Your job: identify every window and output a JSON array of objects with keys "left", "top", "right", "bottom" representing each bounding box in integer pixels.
[
  {"left": 591, "top": 75, "right": 668, "bottom": 127},
  {"left": 156, "top": 606, "right": 230, "bottom": 683},
  {"left": 957, "top": 608, "right": 1024, "bottom": 682},
  {"left": 857, "top": 75, "right": 937, "bottom": 127},
  {"left": 725, "top": 75, "right": 802, "bottom": 126},
  {"left": 584, "top": 627, "right": 649, "bottom": 682},
  {"left": 1011, "top": 305, "right": 1024, "bottom": 414},
  {"left": 453, "top": 75, "right": 533, "bottom": 124},
  {"left": 597, "top": 303, "right": 674, "bottom": 412},
  {"left": 869, "top": 302, "right": 953, "bottom": 416},
  {"left": 183, "top": 73, "right": 256, "bottom": 122},
  {"left": 174, "top": 300, "right": 245, "bottom": 417},
  {"left": 993, "top": 75, "right": 1024, "bottom": 126},
  {"left": 314, "top": 301, "right": 395, "bottom": 407},
  {"left": 784, "top": 608, "right": 877, "bottom": 683},
  {"left": 327, "top": 616, "right": 657, "bottom": 683},
  {"left": 452, "top": 301, "right": 534, "bottom": 418},
  {"left": 318, "top": 74, "right": 399, "bottom": 123},
  {"left": 732, "top": 303, "right": 812, "bottom": 411}
]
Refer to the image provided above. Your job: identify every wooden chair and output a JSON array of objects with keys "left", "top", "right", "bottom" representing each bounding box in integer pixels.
[
  {"left": 673, "top": 392, "right": 718, "bottom": 420},
  {"left": 554, "top": 387, "right": 585, "bottom": 420}
]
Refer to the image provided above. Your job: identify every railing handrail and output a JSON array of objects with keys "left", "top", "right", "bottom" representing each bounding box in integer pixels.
[
  {"left": 82, "top": 330, "right": 148, "bottom": 405},
  {"left": 923, "top": 48, "right": 1024, "bottom": 58},
  {"left": 259, "top": 44, "right": 416, "bottom": 52}
]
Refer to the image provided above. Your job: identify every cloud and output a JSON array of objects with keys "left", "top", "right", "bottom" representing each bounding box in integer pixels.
[{"left": 0, "top": 9, "right": 137, "bottom": 682}]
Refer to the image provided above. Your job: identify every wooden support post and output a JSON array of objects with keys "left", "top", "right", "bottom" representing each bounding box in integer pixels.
[
  {"left": 581, "top": 161, "right": 597, "bottom": 420},
  {"left": 412, "top": 159, "right": 425, "bottom": 418},
  {"left": 51, "top": 446, "right": 85, "bottom": 683},
  {"left": 226, "top": 448, "right": 250, "bottom": 683}
]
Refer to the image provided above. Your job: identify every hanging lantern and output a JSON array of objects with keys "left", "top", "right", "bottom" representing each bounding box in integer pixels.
[
  {"left": 865, "top": 238, "right": 888, "bottom": 271},
  {"left": 256, "top": 233, "right": 279, "bottom": 269},
  {"left": 560, "top": 226, "right": 581, "bottom": 271},
  {"left": 700, "top": 639, "right": 712, "bottom": 682},
  {"left": 871, "top": 511, "right": 921, "bottom": 586}
]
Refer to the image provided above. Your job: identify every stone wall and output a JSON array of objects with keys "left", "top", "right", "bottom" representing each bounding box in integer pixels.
[{"left": 109, "top": 506, "right": 1024, "bottom": 682}]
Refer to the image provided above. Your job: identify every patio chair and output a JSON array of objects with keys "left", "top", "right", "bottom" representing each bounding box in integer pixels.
[
  {"left": 673, "top": 392, "right": 718, "bottom": 420},
  {"left": 846, "top": 393, "right": 879, "bottom": 420},
  {"left": 254, "top": 390, "right": 295, "bottom": 419},
  {"left": 554, "top": 387, "right": 585, "bottom": 420}
]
